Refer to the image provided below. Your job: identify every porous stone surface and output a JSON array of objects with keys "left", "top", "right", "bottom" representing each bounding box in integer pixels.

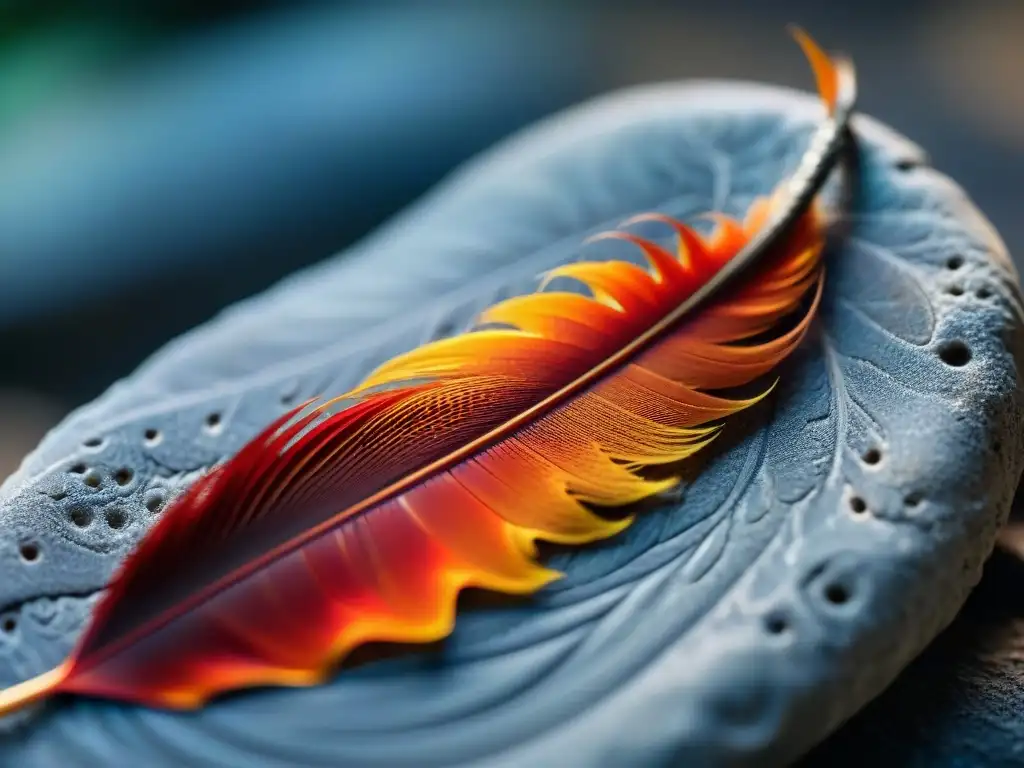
[
  {"left": 803, "top": 526, "right": 1024, "bottom": 767},
  {"left": 0, "top": 81, "right": 1020, "bottom": 766}
]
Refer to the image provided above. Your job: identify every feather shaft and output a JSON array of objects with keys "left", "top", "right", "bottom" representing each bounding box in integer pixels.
[{"left": 0, "top": 29, "right": 858, "bottom": 717}]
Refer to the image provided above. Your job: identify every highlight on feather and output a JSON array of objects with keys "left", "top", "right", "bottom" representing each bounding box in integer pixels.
[{"left": 0, "top": 29, "right": 856, "bottom": 716}]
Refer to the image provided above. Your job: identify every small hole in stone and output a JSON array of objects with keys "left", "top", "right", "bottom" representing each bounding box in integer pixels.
[
  {"left": 106, "top": 509, "right": 126, "bottom": 529},
  {"left": 895, "top": 159, "right": 917, "bottom": 172},
  {"left": 862, "top": 448, "right": 881, "bottom": 466},
  {"left": 946, "top": 255, "right": 964, "bottom": 270},
  {"left": 946, "top": 285, "right": 963, "bottom": 296},
  {"left": 825, "top": 583, "right": 850, "bottom": 605},
  {"left": 83, "top": 471, "right": 102, "bottom": 489},
  {"left": 19, "top": 543, "right": 40, "bottom": 562},
  {"left": 83, "top": 437, "right": 103, "bottom": 449},
  {"left": 1, "top": 617, "right": 16, "bottom": 633},
  {"left": 938, "top": 340, "right": 971, "bottom": 367},
  {"left": 905, "top": 491, "right": 924, "bottom": 508},
  {"left": 205, "top": 413, "right": 222, "bottom": 430},
  {"left": 764, "top": 613, "right": 789, "bottom": 635},
  {"left": 48, "top": 489, "right": 67, "bottom": 501},
  {"left": 113, "top": 468, "right": 134, "bottom": 486},
  {"left": 977, "top": 286, "right": 992, "bottom": 299},
  {"left": 144, "top": 428, "right": 161, "bottom": 445},
  {"left": 69, "top": 463, "right": 86, "bottom": 475},
  {"left": 70, "top": 507, "right": 93, "bottom": 528},
  {"left": 280, "top": 384, "right": 299, "bottom": 407},
  {"left": 146, "top": 493, "right": 165, "bottom": 514},
  {"left": 849, "top": 496, "right": 867, "bottom": 514}
]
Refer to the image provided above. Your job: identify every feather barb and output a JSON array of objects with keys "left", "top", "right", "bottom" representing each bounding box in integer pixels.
[{"left": 0, "top": 29, "right": 856, "bottom": 716}]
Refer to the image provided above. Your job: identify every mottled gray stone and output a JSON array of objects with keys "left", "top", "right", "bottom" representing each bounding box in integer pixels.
[
  {"left": 803, "top": 524, "right": 1024, "bottom": 767},
  {"left": 0, "top": 80, "right": 1019, "bottom": 766}
]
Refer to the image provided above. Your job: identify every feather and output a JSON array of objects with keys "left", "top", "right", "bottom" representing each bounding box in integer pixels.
[{"left": 0, "top": 29, "right": 857, "bottom": 715}]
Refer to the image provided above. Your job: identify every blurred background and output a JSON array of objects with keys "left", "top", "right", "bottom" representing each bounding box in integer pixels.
[
  {"left": 0, "top": 0, "right": 1022, "bottom": 760},
  {"left": 1, "top": 0, "right": 1021, "bottom": 470}
]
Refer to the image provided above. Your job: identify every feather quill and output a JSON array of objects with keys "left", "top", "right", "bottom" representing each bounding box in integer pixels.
[{"left": 0, "top": 28, "right": 857, "bottom": 715}]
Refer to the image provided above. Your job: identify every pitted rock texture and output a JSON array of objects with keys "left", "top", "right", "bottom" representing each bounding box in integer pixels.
[
  {"left": 0, "top": 81, "right": 1020, "bottom": 767},
  {"left": 801, "top": 536, "right": 1024, "bottom": 767}
]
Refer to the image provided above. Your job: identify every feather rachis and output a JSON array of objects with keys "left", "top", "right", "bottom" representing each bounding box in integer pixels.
[
  {"left": 49, "top": 209, "right": 818, "bottom": 706},
  {"left": 0, "top": 29, "right": 856, "bottom": 716},
  {"left": 63, "top": 199, "right": 822, "bottom": 708}
]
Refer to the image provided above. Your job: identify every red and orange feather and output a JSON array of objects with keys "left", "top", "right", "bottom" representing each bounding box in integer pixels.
[{"left": 0, "top": 30, "right": 852, "bottom": 715}]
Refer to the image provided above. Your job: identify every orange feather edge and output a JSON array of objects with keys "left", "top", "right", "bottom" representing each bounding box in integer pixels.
[{"left": 0, "top": 29, "right": 843, "bottom": 715}]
